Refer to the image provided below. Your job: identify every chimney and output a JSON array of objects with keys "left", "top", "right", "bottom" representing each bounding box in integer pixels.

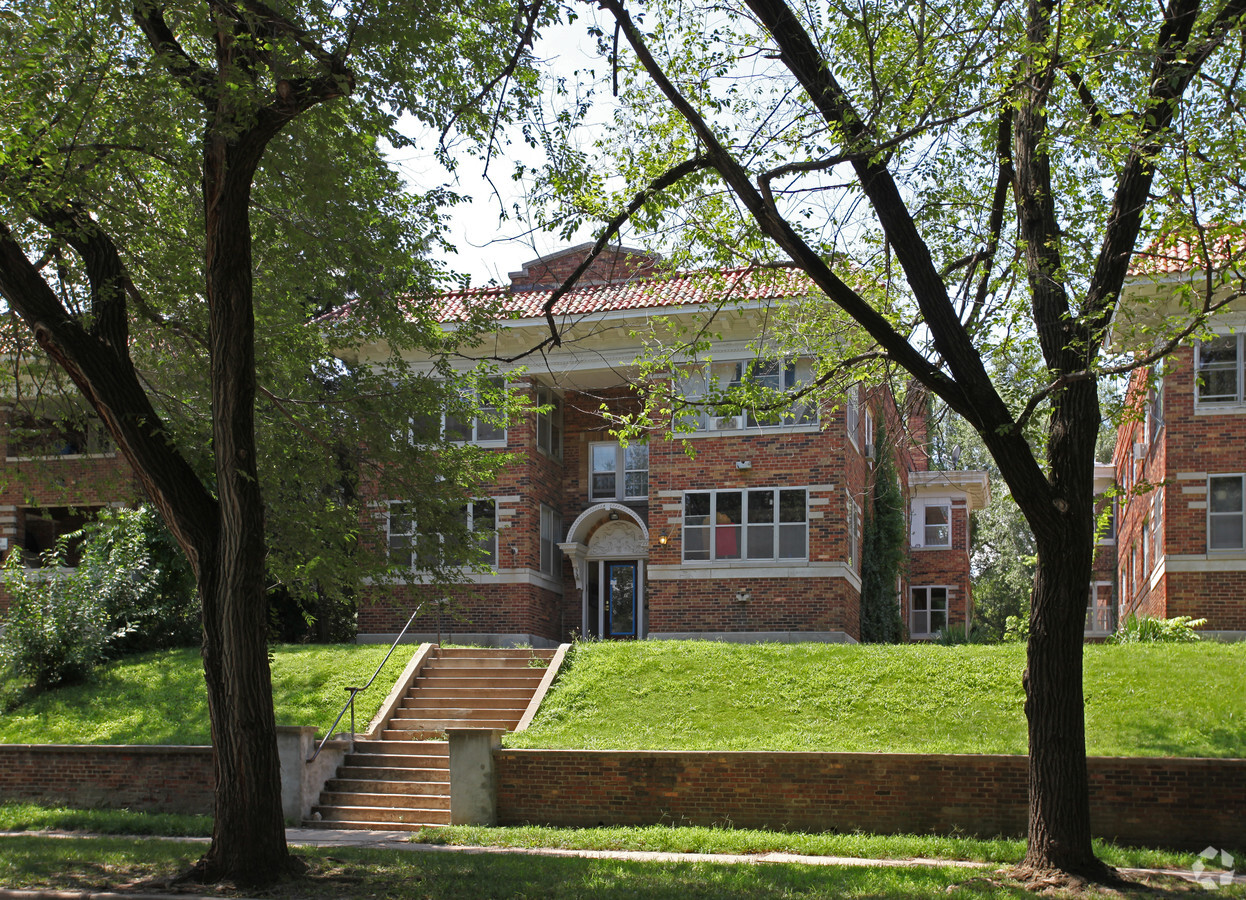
[{"left": 508, "top": 243, "right": 664, "bottom": 291}]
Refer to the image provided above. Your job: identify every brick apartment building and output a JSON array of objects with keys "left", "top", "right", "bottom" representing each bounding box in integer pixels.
[
  {"left": 1109, "top": 235, "right": 1246, "bottom": 639},
  {"left": 355, "top": 244, "right": 988, "bottom": 646}
]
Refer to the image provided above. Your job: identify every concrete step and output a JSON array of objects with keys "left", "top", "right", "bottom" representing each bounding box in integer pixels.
[
  {"left": 334, "top": 765, "right": 450, "bottom": 782},
  {"left": 309, "top": 804, "right": 451, "bottom": 826},
  {"left": 351, "top": 739, "right": 448, "bottom": 758},
  {"left": 382, "top": 722, "right": 517, "bottom": 739},
  {"left": 424, "top": 656, "right": 548, "bottom": 670},
  {"left": 326, "top": 777, "right": 450, "bottom": 796},
  {"left": 393, "top": 706, "right": 524, "bottom": 720},
  {"left": 401, "top": 695, "right": 530, "bottom": 710},
  {"left": 402, "top": 686, "right": 536, "bottom": 700},
  {"left": 318, "top": 791, "right": 450, "bottom": 810},
  {"left": 435, "top": 648, "right": 555, "bottom": 660},
  {"left": 302, "top": 818, "right": 443, "bottom": 832},
  {"left": 343, "top": 751, "right": 452, "bottom": 769},
  {"left": 412, "top": 675, "right": 544, "bottom": 690}
]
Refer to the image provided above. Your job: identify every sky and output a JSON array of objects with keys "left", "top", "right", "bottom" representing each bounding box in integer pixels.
[{"left": 386, "top": 16, "right": 617, "bottom": 289}]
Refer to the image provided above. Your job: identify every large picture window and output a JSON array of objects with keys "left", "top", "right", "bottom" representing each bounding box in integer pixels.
[
  {"left": 683, "top": 488, "right": 807, "bottom": 562},
  {"left": 678, "top": 359, "right": 815, "bottom": 431},
  {"left": 910, "top": 586, "right": 948, "bottom": 638},
  {"left": 1196, "top": 335, "right": 1244, "bottom": 405},
  {"left": 1208, "top": 474, "right": 1245, "bottom": 551},
  {"left": 590, "top": 442, "right": 648, "bottom": 501}
]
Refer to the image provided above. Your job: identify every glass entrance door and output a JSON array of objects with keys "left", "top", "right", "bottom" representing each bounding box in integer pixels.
[{"left": 606, "top": 561, "right": 637, "bottom": 638}]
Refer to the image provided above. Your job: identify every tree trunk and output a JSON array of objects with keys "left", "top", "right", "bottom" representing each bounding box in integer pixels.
[{"left": 1016, "top": 378, "right": 1115, "bottom": 883}]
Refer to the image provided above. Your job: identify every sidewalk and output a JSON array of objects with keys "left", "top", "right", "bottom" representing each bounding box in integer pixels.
[{"left": 0, "top": 827, "right": 1241, "bottom": 898}]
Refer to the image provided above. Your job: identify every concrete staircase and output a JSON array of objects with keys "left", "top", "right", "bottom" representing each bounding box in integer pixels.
[{"left": 305, "top": 646, "right": 557, "bottom": 831}]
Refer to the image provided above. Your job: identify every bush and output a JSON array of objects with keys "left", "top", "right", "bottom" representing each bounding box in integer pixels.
[
  {"left": 0, "top": 550, "right": 110, "bottom": 690},
  {"left": 0, "top": 506, "right": 199, "bottom": 690},
  {"left": 935, "top": 622, "right": 992, "bottom": 645},
  {"left": 1108, "top": 613, "right": 1206, "bottom": 644}
]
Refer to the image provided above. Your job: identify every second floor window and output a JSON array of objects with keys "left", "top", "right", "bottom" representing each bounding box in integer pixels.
[
  {"left": 590, "top": 442, "right": 648, "bottom": 501},
  {"left": 683, "top": 488, "right": 807, "bottom": 562},
  {"left": 913, "top": 502, "right": 951, "bottom": 548},
  {"left": 1196, "top": 334, "right": 1244, "bottom": 406},
  {"left": 540, "top": 503, "right": 563, "bottom": 577},
  {"left": 679, "top": 359, "right": 815, "bottom": 431},
  {"left": 445, "top": 376, "right": 506, "bottom": 444},
  {"left": 1209, "top": 474, "right": 1245, "bottom": 551},
  {"left": 535, "top": 385, "right": 563, "bottom": 458}
]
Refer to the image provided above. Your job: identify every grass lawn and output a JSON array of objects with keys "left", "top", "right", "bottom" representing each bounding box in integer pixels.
[
  {"left": 0, "top": 643, "right": 416, "bottom": 745},
  {"left": 0, "top": 835, "right": 1238, "bottom": 899},
  {"left": 507, "top": 641, "right": 1246, "bottom": 756}
]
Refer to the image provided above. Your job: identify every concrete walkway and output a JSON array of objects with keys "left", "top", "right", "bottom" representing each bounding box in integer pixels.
[{"left": 0, "top": 827, "right": 1241, "bottom": 897}]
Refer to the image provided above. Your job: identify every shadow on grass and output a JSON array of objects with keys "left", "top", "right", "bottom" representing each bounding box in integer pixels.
[{"left": 1, "top": 837, "right": 1236, "bottom": 899}]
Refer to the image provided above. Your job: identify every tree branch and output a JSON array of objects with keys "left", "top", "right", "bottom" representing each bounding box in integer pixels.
[{"left": 132, "top": 1, "right": 217, "bottom": 107}]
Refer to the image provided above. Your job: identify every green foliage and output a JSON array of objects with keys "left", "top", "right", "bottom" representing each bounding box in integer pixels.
[
  {"left": 0, "top": 506, "right": 199, "bottom": 694},
  {"left": 0, "top": 550, "right": 111, "bottom": 691},
  {"left": 934, "top": 623, "right": 991, "bottom": 645},
  {"left": 859, "top": 421, "right": 905, "bottom": 643},
  {"left": 1108, "top": 614, "right": 1207, "bottom": 644}
]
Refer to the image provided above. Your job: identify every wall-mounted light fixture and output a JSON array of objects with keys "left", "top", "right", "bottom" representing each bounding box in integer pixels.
[
  {"left": 658, "top": 530, "right": 669, "bottom": 545},
  {"left": 609, "top": 510, "right": 620, "bottom": 521},
  {"left": 734, "top": 588, "right": 752, "bottom": 604}
]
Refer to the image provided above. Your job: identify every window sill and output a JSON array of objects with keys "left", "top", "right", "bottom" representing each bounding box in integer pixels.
[
  {"left": 677, "top": 423, "right": 820, "bottom": 438},
  {"left": 1194, "top": 402, "right": 1246, "bottom": 415},
  {"left": 910, "top": 544, "right": 952, "bottom": 551}
]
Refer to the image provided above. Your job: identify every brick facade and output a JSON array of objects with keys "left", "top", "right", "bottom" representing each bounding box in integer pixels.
[
  {"left": 1114, "top": 339, "right": 1246, "bottom": 633},
  {"left": 495, "top": 748, "right": 1246, "bottom": 849}
]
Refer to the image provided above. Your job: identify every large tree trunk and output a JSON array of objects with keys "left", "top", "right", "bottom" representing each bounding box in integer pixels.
[
  {"left": 1016, "top": 378, "right": 1114, "bottom": 882},
  {"left": 188, "top": 131, "right": 293, "bottom": 882}
]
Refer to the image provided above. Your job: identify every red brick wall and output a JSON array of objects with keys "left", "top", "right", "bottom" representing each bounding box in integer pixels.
[
  {"left": 0, "top": 745, "right": 213, "bottom": 814},
  {"left": 495, "top": 749, "right": 1245, "bottom": 849},
  {"left": 647, "top": 577, "right": 858, "bottom": 635},
  {"left": 358, "top": 582, "right": 565, "bottom": 639},
  {"left": 1164, "top": 571, "right": 1246, "bottom": 629}
]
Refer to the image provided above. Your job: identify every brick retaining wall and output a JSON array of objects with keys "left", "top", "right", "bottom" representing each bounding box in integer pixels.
[
  {"left": 495, "top": 750, "right": 1245, "bottom": 849},
  {"left": 0, "top": 744, "right": 213, "bottom": 815}
]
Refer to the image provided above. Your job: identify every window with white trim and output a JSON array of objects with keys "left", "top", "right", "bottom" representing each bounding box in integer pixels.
[
  {"left": 1148, "top": 489, "right": 1162, "bottom": 570},
  {"left": 535, "top": 384, "right": 563, "bottom": 459},
  {"left": 861, "top": 407, "right": 875, "bottom": 458},
  {"left": 589, "top": 442, "right": 648, "bottom": 501},
  {"left": 683, "top": 488, "right": 807, "bottom": 562},
  {"left": 912, "top": 501, "right": 952, "bottom": 548},
  {"left": 1195, "top": 334, "right": 1244, "bottom": 405},
  {"left": 386, "top": 499, "right": 497, "bottom": 570},
  {"left": 1146, "top": 375, "right": 1164, "bottom": 440},
  {"left": 678, "top": 358, "right": 815, "bottom": 431},
  {"left": 847, "top": 496, "right": 861, "bottom": 570},
  {"left": 910, "top": 586, "right": 948, "bottom": 638},
  {"left": 540, "top": 503, "right": 563, "bottom": 577},
  {"left": 846, "top": 384, "right": 861, "bottom": 448},
  {"left": 1208, "top": 474, "right": 1245, "bottom": 551},
  {"left": 444, "top": 375, "right": 506, "bottom": 444}
]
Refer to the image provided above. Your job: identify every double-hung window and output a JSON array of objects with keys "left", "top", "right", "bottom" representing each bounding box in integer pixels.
[
  {"left": 1146, "top": 375, "right": 1164, "bottom": 440},
  {"left": 846, "top": 384, "right": 861, "bottom": 448},
  {"left": 914, "top": 502, "right": 951, "bottom": 548},
  {"left": 386, "top": 499, "right": 496, "bottom": 570},
  {"left": 678, "top": 358, "right": 815, "bottom": 431},
  {"left": 683, "top": 488, "right": 807, "bottom": 562},
  {"left": 590, "top": 442, "right": 648, "bottom": 501},
  {"left": 910, "top": 586, "right": 948, "bottom": 638},
  {"left": 1196, "top": 334, "right": 1245, "bottom": 405},
  {"left": 535, "top": 385, "right": 563, "bottom": 458},
  {"left": 1208, "top": 474, "right": 1245, "bottom": 551},
  {"left": 442, "top": 376, "right": 507, "bottom": 445},
  {"left": 540, "top": 503, "right": 563, "bottom": 577},
  {"left": 1148, "top": 489, "right": 1162, "bottom": 570}
]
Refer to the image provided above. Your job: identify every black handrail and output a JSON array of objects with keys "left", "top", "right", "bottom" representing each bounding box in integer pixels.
[{"left": 307, "top": 602, "right": 426, "bottom": 763}]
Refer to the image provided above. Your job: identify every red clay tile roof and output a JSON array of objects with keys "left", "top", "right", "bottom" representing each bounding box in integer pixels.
[
  {"left": 1129, "top": 227, "right": 1246, "bottom": 275},
  {"left": 420, "top": 266, "right": 816, "bottom": 323}
]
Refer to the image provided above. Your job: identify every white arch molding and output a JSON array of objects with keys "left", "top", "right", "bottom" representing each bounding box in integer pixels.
[{"left": 557, "top": 502, "right": 649, "bottom": 640}]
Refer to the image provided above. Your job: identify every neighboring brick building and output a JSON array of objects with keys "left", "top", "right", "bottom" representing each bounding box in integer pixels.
[
  {"left": 1109, "top": 234, "right": 1246, "bottom": 638},
  {"left": 0, "top": 404, "right": 139, "bottom": 613},
  {"left": 357, "top": 244, "right": 988, "bottom": 646}
]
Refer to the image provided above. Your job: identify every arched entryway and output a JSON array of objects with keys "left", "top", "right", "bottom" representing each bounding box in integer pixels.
[{"left": 559, "top": 504, "right": 648, "bottom": 639}]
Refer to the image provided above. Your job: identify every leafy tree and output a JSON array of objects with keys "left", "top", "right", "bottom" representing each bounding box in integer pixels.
[
  {"left": 859, "top": 421, "right": 904, "bottom": 643},
  {"left": 539, "top": 0, "right": 1246, "bottom": 880},
  {"left": 0, "top": 0, "right": 545, "bottom": 884}
]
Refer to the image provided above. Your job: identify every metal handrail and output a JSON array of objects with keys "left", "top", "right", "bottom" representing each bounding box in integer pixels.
[{"left": 307, "top": 602, "right": 425, "bottom": 763}]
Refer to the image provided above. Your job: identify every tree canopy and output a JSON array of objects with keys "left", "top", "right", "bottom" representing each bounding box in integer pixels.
[
  {"left": 0, "top": 0, "right": 548, "bottom": 883},
  {"left": 527, "top": 0, "right": 1246, "bottom": 881}
]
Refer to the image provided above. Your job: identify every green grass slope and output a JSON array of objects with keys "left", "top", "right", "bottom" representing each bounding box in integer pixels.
[
  {"left": 0, "top": 644, "right": 414, "bottom": 745},
  {"left": 508, "top": 641, "right": 1246, "bottom": 757}
]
